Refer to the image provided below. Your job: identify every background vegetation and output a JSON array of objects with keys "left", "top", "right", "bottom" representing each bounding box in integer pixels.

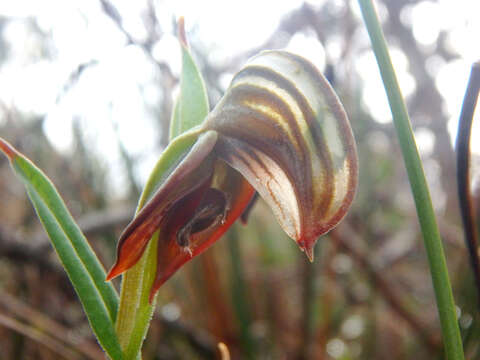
[{"left": 0, "top": 0, "right": 479, "bottom": 359}]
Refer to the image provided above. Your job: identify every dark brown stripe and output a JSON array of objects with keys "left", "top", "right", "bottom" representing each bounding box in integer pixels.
[
  {"left": 278, "top": 52, "right": 358, "bottom": 222},
  {"left": 229, "top": 84, "right": 307, "bottom": 160},
  {"left": 234, "top": 65, "right": 335, "bottom": 216},
  {"left": 223, "top": 138, "right": 289, "bottom": 227},
  {"left": 218, "top": 84, "right": 314, "bottom": 216}
]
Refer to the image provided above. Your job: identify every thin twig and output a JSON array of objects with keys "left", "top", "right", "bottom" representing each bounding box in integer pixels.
[
  {"left": 56, "top": 60, "right": 99, "bottom": 103},
  {"left": 0, "top": 312, "right": 83, "bottom": 360},
  {"left": 98, "top": 0, "right": 175, "bottom": 147},
  {"left": 157, "top": 313, "right": 217, "bottom": 358},
  {"left": 98, "top": 0, "right": 169, "bottom": 75},
  {"left": 0, "top": 292, "right": 103, "bottom": 359},
  {"left": 0, "top": 225, "right": 62, "bottom": 273},
  {"left": 331, "top": 225, "right": 442, "bottom": 353},
  {"left": 456, "top": 61, "right": 480, "bottom": 308}
]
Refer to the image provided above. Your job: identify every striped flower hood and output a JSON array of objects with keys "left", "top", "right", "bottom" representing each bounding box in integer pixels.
[{"left": 107, "top": 50, "right": 358, "bottom": 301}]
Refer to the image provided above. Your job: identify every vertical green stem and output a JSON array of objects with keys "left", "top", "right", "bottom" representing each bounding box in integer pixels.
[
  {"left": 115, "top": 233, "right": 158, "bottom": 360},
  {"left": 113, "top": 129, "right": 202, "bottom": 359},
  {"left": 298, "top": 244, "right": 320, "bottom": 360},
  {"left": 114, "top": 194, "right": 160, "bottom": 359},
  {"left": 358, "top": 1, "right": 464, "bottom": 359},
  {"left": 115, "top": 254, "right": 147, "bottom": 350},
  {"left": 228, "top": 225, "right": 255, "bottom": 358}
]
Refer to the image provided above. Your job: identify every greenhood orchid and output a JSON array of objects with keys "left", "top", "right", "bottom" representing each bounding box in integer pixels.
[{"left": 107, "top": 50, "right": 358, "bottom": 302}]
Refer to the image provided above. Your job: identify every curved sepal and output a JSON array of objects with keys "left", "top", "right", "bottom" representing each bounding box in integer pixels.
[
  {"left": 150, "top": 163, "right": 254, "bottom": 301},
  {"left": 107, "top": 128, "right": 255, "bottom": 302},
  {"left": 206, "top": 51, "right": 358, "bottom": 259},
  {"left": 107, "top": 130, "right": 218, "bottom": 280}
]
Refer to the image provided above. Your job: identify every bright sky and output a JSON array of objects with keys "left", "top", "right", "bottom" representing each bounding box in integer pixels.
[{"left": 0, "top": 0, "right": 479, "bottom": 197}]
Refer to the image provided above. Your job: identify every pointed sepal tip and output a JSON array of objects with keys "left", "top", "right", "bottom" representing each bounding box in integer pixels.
[
  {"left": 177, "top": 16, "right": 188, "bottom": 48},
  {"left": 302, "top": 244, "right": 315, "bottom": 263},
  {"left": 105, "top": 264, "right": 123, "bottom": 281},
  {"left": 0, "top": 137, "right": 19, "bottom": 161}
]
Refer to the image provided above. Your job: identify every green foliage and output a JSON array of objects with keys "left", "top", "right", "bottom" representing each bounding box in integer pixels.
[
  {"left": 0, "top": 138, "right": 123, "bottom": 360},
  {"left": 358, "top": 0, "right": 464, "bottom": 359},
  {"left": 0, "top": 4, "right": 469, "bottom": 359},
  {"left": 169, "top": 39, "right": 209, "bottom": 140}
]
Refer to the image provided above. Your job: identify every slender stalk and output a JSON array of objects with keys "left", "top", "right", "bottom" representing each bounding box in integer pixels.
[
  {"left": 0, "top": 292, "right": 104, "bottom": 359},
  {"left": 358, "top": 1, "right": 464, "bottom": 359},
  {"left": 114, "top": 205, "right": 158, "bottom": 359},
  {"left": 116, "top": 233, "right": 158, "bottom": 360},
  {"left": 456, "top": 62, "right": 480, "bottom": 308},
  {"left": 228, "top": 225, "right": 255, "bottom": 358},
  {"left": 114, "top": 128, "right": 202, "bottom": 359},
  {"left": 298, "top": 243, "right": 320, "bottom": 360}
]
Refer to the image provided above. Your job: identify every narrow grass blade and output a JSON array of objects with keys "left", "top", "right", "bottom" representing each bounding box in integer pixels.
[
  {"left": 0, "top": 138, "right": 122, "bottom": 360},
  {"left": 228, "top": 226, "right": 255, "bottom": 358},
  {"left": 357, "top": 1, "right": 464, "bottom": 359}
]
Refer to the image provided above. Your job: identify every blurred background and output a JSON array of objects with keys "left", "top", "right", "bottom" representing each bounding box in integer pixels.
[{"left": 0, "top": 0, "right": 479, "bottom": 359}]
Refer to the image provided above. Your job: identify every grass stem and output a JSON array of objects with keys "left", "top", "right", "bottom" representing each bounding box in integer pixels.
[{"left": 358, "top": 1, "right": 464, "bottom": 358}]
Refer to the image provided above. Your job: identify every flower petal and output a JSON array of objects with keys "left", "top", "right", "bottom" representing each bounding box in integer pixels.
[
  {"left": 206, "top": 51, "right": 358, "bottom": 259},
  {"left": 149, "top": 162, "right": 254, "bottom": 301},
  {"left": 107, "top": 131, "right": 218, "bottom": 280}
]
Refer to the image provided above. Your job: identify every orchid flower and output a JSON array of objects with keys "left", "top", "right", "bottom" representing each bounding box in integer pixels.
[{"left": 107, "top": 50, "right": 358, "bottom": 302}]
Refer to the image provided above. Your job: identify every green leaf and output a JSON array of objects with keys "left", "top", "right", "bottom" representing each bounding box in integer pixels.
[
  {"left": 169, "top": 37, "right": 209, "bottom": 140},
  {"left": 168, "top": 96, "right": 181, "bottom": 141},
  {"left": 0, "top": 138, "right": 122, "bottom": 360}
]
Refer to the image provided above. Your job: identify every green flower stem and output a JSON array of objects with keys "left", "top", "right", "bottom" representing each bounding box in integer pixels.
[
  {"left": 117, "top": 233, "right": 158, "bottom": 360},
  {"left": 228, "top": 226, "right": 255, "bottom": 358},
  {"left": 299, "top": 243, "right": 320, "bottom": 359},
  {"left": 114, "top": 128, "right": 203, "bottom": 359},
  {"left": 358, "top": 0, "right": 464, "bottom": 359}
]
